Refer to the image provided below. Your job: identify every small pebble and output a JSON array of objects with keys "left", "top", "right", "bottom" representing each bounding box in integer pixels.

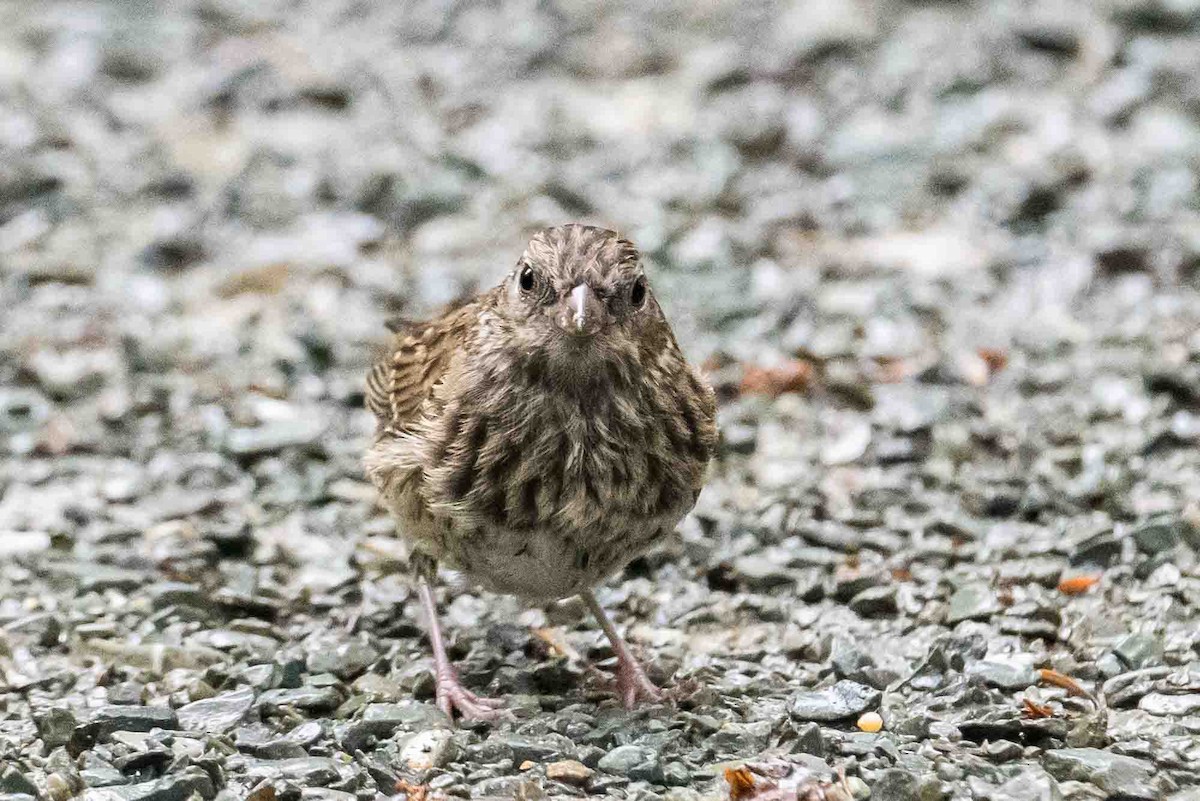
[
  {"left": 546, "top": 759, "right": 594, "bottom": 785},
  {"left": 857, "top": 711, "right": 884, "bottom": 733}
]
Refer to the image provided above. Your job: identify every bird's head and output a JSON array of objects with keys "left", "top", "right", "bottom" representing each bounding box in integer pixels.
[{"left": 497, "top": 224, "right": 664, "bottom": 375}]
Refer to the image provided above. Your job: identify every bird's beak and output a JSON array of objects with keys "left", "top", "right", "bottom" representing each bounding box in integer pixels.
[
  {"left": 557, "top": 283, "right": 605, "bottom": 336},
  {"left": 569, "top": 284, "right": 590, "bottom": 333}
]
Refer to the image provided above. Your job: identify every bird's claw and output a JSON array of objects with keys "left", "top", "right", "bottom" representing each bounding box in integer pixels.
[
  {"left": 615, "top": 657, "right": 664, "bottom": 709},
  {"left": 434, "top": 670, "right": 508, "bottom": 722}
]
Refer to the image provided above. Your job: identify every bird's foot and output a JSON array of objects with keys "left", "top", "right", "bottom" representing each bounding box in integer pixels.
[
  {"left": 581, "top": 589, "right": 666, "bottom": 709},
  {"left": 614, "top": 653, "right": 664, "bottom": 709},
  {"left": 434, "top": 668, "right": 507, "bottom": 722}
]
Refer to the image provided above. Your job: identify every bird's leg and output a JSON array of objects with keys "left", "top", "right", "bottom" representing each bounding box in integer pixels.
[
  {"left": 582, "top": 590, "right": 663, "bottom": 708},
  {"left": 415, "top": 572, "right": 505, "bottom": 721}
]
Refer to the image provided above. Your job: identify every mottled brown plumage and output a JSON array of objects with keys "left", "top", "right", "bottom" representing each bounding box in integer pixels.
[{"left": 365, "top": 224, "right": 716, "bottom": 719}]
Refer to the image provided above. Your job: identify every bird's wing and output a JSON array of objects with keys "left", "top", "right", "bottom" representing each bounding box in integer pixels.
[{"left": 366, "top": 301, "right": 479, "bottom": 435}]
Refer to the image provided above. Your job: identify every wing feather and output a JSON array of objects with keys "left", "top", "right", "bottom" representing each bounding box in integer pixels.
[{"left": 365, "top": 301, "right": 480, "bottom": 435}]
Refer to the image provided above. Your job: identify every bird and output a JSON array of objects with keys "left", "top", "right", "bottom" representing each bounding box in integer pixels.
[{"left": 364, "top": 223, "right": 717, "bottom": 721}]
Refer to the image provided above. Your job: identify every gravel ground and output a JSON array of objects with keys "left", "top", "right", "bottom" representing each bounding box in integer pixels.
[{"left": 3, "top": 1, "right": 1200, "bottom": 799}]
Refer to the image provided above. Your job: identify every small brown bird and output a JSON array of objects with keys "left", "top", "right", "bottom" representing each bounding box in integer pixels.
[{"left": 365, "top": 224, "right": 717, "bottom": 720}]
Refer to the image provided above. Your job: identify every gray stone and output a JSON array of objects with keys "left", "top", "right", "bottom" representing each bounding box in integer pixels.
[
  {"left": 789, "top": 681, "right": 880, "bottom": 722},
  {"left": 830, "top": 640, "right": 874, "bottom": 679},
  {"left": 833, "top": 569, "right": 887, "bottom": 602},
  {"left": 870, "top": 769, "right": 919, "bottom": 801},
  {"left": 1103, "top": 666, "right": 1173, "bottom": 706},
  {"left": 146, "top": 582, "right": 205, "bottom": 606},
  {"left": 1113, "top": 632, "right": 1164, "bottom": 670},
  {"left": 360, "top": 701, "right": 446, "bottom": 729},
  {"left": 81, "top": 763, "right": 128, "bottom": 788},
  {"left": 235, "top": 723, "right": 295, "bottom": 758},
  {"left": 350, "top": 672, "right": 406, "bottom": 701},
  {"left": 1043, "top": 748, "right": 1157, "bottom": 800},
  {"left": 257, "top": 686, "right": 342, "bottom": 714},
  {"left": 1070, "top": 529, "right": 1123, "bottom": 568},
  {"left": 997, "top": 615, "right": 1060, "bottom": 641},
  {"left": 500, "top": 734, "right": 575, "bottom": 764},
  {"left": 253, "top": 738, "right": 308, "bottom": 760},
  {"left": 397, "top": 728, "right": 458, "bottom": 771},
  {"left": 240, "top": 663, "right": 284, "bottom": 690},
  {"left": 244, "top": 757, "right": 341, "bottom": 786},
  {"left": 81, "top": 769, "right": 214, "bottom": 800},
  {"left": 597, "top": 745, "right": 663, "bottom": 783},
  {"left": 34, "top": 706, "right": 77, "bottom": 748},
  {"left": 990, "top": 771, "right": 1063, "bottom": 801},
  {"left": 790, "top": 722, "right": 825, "bottom": 756},
  {"left": 107, "top": 681, "right": 145, "bottom": 705},
  {"left": 1167, "top": 791, "right": 1200, "bottom": 801},
  {"left": 0, "top": 531, "right": 51, "bottom": 558},
  {"left": 306, "top": 639, "right": 379, "bottom": 680},
  {"left": 190, "top": 629, "right": 280, "bottom": 656},
  {"left": 225, "top": 419, "right": 325, "bottom": 457},
  {"left": 177, "top": 686, "right": 255, "bottom": 733},
  {"left": 1138, "top": 693, "right": 1200, "bottom": 716},
  {"left": 967, "top": 659, "right": 1039, "bottom": 690},
  {"left": 81, "top": 706, "right": 179, "bottom": 741},
  {"left": 1130, "top": 517, "right": 1180, "bottom": 554},
  {"left": 983, "top": 739, "right": 1023, "bottom": 762},
  {"left": 471, "top": 776, "right": 547, "bottom": 796},
  {"left": 707, "top": 721, "right": 771, "bottom": 755},
  {"left": 722, "top": 423, "right": 757, "bottom": 454},
  {"left": 339, "top": 702, "right": 448, "bottom": 752},
  {"left": 731, "top": 555, "right": 795, "bottom": 589},
  {"left": 998, "top": 558, "right": 1065, "bottom": 587},
  {"left": 48, "top": 563, "right": 147, "bottom": 594},
  {"left": 662, "top": 762, "right": 690, "bottom": 786},
  {"left": 0, "top": 389, "right": 50, "bottom": 434},
  {"left": 946, "top": 582, "right": 1002, "bottom": 624},
  {"left": 284, "top": 719, "right": 325, "bottom": 750},
  {"left": 849, "top": 585, "right": 898, "bottom": 617},
  {"left": 5, "top": 611, "right": 63, "bottom": 647},
  {"left": 0, "top": 769, "right": 37, "bottom": 797}
]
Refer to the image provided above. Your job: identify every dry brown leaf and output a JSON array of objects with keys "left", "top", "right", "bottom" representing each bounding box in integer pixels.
[
  {"left": 533, "top": 627, "right": 582, "bottom": 662},
  {"left": 248, "top": 382, "right": 289, "bottom": 400},
  {"left": 395, "top": 780, "right": 430, "bottom": 801},
  {"left": 216, "top": 262, "right": 292, "bottom": 297},
  {"left": 1057, "top": 574, "right": 1101, "bottom": 595},
  {"left": 871, "top": 356, "right": 917, "bottom": 384},
  {"left": 726, "top": 766, "right": 758, "bottom": 800},
  {"left": 1039, "top": 668, "right": 1095, "bottom": 701},
  {"left": 740, "top": 361, "right": 814, "bottom": 397},
  {"left": 1022, "top": 697, "right": 1054, "bottom": 718},
  {"left": 725, "top": 762, "right": 851, "bottom": 801},
  {"left": 978, "top": 347, "right": 1009, "bottom": 375}
]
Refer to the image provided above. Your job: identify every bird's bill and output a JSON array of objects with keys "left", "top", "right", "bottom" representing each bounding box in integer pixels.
[{"left": 557, "top": 283, "right": 606, "bottom": 336}]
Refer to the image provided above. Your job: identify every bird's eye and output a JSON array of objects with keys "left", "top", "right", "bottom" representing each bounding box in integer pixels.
[
  {"left": 519, "top": 265, "right": 535, "bottom": 293},
  {"left": 630, "top": 276, "right": 647, "bottom": 308}
]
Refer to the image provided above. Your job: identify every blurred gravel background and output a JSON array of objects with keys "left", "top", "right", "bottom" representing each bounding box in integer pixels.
[{"left": 3, "top": 1, "right": 1200, "bottom": 799}]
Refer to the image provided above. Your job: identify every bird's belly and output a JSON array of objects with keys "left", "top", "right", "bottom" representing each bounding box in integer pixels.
[{"left": 443, "top": 521, "right": 665, "bottom": 602}]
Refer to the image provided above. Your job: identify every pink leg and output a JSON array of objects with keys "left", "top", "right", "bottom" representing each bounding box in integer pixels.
[
  {"left": 417, "top": 577, "right": 505, "bottom": 722},
  {"left": 583, "top": 590, "right": 663, "bottom": 708}
]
